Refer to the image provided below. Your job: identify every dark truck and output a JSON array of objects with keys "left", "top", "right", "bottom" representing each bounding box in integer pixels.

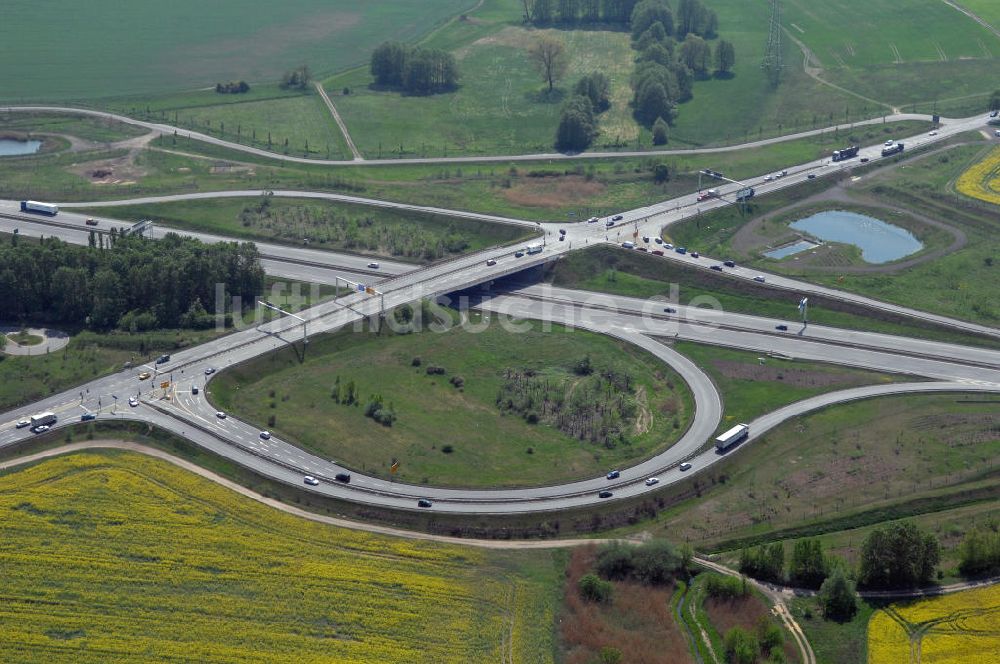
[
  {"left": 832, "top": 145, "right": 860, "bottom": 162},
  {"left": 881, "top": 142, "right": 905, "bottom": 157}
]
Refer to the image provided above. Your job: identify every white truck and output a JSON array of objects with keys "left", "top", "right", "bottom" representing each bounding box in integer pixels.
[
  {"left": 715, "top": 423, "right": 749, "bottom": 452},
  {"left": 30, "top": 412, "right": 57, "bottom": 428},
  {"left": 525, "top": 243, "right": 544, "bottom": 255},
  {"left": 20, "top": 200, "right": 59, "bottom": 216}
]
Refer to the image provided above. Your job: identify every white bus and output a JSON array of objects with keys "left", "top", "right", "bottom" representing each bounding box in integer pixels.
[
  {"left": 30, "top": 412, "right": 58, "bottom": 428},
  {"left": 525, "top": 243, "right": 543, "bottom": 255}
]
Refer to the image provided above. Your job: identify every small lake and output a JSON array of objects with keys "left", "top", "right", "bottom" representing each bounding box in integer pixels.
[
  {"left": 788, "top": 210, "right": 923, "bottom": 264},
  {"left": 0, "top": 138, "right": 42, "bottom": 156},
  {"left": 765, "top": 239, "right": 821, "bottom": 260}
]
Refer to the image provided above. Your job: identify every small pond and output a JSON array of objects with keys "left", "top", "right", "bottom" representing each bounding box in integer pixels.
[
  {"left": 0, "top": 138, "right": 42, "bottom": 156},
  {"left": 788, "top": 210, "right": 923, "bottom": 264},
  {"left": 765, "top": 239, "right": 821, "bottom": 260}
]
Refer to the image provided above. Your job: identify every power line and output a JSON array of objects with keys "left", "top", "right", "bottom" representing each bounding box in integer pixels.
[{"left": 761, "top": 0, "right": 783, "bottom": 86}]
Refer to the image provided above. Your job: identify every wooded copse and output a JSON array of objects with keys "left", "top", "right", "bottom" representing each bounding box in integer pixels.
[
  {"left": 370, "top": 41, "right": 459, "bottom": 95},
  {"left": 0, "top": 233, "right": 264, "bottom": 331}
]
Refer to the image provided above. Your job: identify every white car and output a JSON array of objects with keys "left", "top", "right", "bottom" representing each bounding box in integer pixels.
[
  {"left": 884, "top": 139, "right": 894, "bottom": 146},
  {"left": 645, "top": 477, "right": 660, "bottom": 487},
  {"left": 15, "top": 419, "right": 30, "bottom": 429},
  {"left": 204, "top": 367, "right": 216, "bottom": 375},
  {"left": 679, "top": 462, "right": 693, "bottom": 471},
  {"left": 216, "top": 411, "right": 227, "bottom": 419},
  {"left": 928, "top": 130, "right": 937, "bottom": 136},
  {"left": 664, "top": 243, "right": 674, "bottom": 250},
  {"left": 367, "top": 262, "right": 380, "bottom": 269},
  {"left": 259, "top": 431, "right": 271, "bottom": 440},
  {"left": 303, "top": 476, "right": 320, "bottom": 486},
  {"left": 753, "top": 275, "right": 766, "bottom": 283},
  {"left": 32, "top": 425, "right": 50, "bottom": 434},
  {"left": 128, "top": 398, "right": 138, "bottom": 408},
  {"left": 764, "top": 174, "right": 774, "bottom": 181}
]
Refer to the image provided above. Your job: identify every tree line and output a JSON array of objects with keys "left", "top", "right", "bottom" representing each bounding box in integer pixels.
[
  {"left": 0, "top": 233, "right": 264, "bottom": 332},
  {"left": 370, "top": 42, "right": 459, "bottom": 95},
  {"left": 523, "top": 0, "right": 716, "bottom": 29}
]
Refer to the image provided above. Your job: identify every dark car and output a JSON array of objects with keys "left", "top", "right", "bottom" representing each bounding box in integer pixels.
[
  {"left": 612, "top": 214, "right": 624, "bottom": 221},
  {"left": 710, "top": 264, "right": 723, "bottom": 271},
  {"left": 606, "top": 470, "right": 620, "bottom": 480},
  {"left": 690, "top": 251, "right": 700, "bottom": 258},
  {"left": 807, "top": 173, "right": 817, "bottom": 179},
  {"left": 642, "top": 236, "right": 649, "bottom": 243},
  {"left": 654, "top": 237, "right": 663, "bottom": 244},
  {"left": 559, "top": 235, "right": 565, "bottom": 241},
  {"left": 636, "top": 246, "right": 646, "bottom": 251},
  {"left": 417, "top": 498, "right": 433, "bottom": 508},
  {"left": 80, "top": 413, "right": 96, "bottom": 421},
  {"left": 860, "top": 157, "right": 870, "bottom": 163},
  {"left": 335, "top": 473, "right": 351, "bottom": 483},
  {"left": 651, "top": 250, "right": 664, "bottom": 256},
  {"left": 514, "top": 251, "right": 525, "bottom": 258},
  {"left": 156, "top": 354, "right": 170, "bottom": 364},
  {"left": 776, "top": 324, "right": 788, "bottom": 331},
  {"left": 598, "top": 491, "right": 613, "bottom": 499},
  {"left": 192, "top": 386, "right": 199, "bottom": 395},
  {"left": 663, "top": 307, "right": 676, "bottom": 314},
  {"left": 559, "top": 229, "right": 567, "bottom": 235},
  {"left": 724, "top": 260, "right": 736, "bottom": 268}
]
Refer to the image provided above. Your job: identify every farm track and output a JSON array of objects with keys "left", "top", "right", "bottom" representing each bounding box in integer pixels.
[{"left": 314, "top": 82, "right": 362, "bottom": 161}]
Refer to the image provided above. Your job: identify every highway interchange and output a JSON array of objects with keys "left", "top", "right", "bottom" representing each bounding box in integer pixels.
[{"left": 2, "top": 109, "right": 999, "bottom": 514}]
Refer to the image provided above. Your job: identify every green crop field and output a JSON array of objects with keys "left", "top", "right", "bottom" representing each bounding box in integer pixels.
[
  {"left": 960, "top": 1, "right": 1000, "bottom": 32},
  {"left": 0, "top": 0, "right": 475, "bottom": 101},
  {"left": 210, "top": 314, "right": 694, "bottom": 489},
  {"left": 82, "top": 196, "right": 532, "bottom": 262},
  {"left": 0, "top": 451, "right": 560, "bottom": 662},
  {"left": 783, "top": 0, "right": 999, "bottom": 108}
]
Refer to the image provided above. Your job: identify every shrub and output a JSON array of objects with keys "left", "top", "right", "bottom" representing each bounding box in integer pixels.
[
  {"left": 705, "top": 574, "right": 748, "bottom": 599},
  {"left": 449, "top": 375, "right": 465, "bottom": 388},
  {"left": 724, "top": 627, "right": 758, "bottom": 664},
  {"left": 411, "top": 356, "right": 422, "bottom": 367},
  {"left": 426, "top": 366, "right": 446, "bottom": 375},
  {"left": 441, "top": 444, "right": 454, "bottom": 454},
  {"left": 578, "top": 573, "right": 613, "bottom": 603},
  {"left": 756, "top": 618, "right": 783, "bottom": 655},
  {"left": 818, "top": 568, "right": 857, "bottom": 620}
]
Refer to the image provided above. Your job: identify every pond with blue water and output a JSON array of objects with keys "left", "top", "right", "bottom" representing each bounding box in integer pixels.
[
  {"left": 0, "top": 138, "right": 42, "bottom": 156},
  {"left": 771, "top": 210, "right": 924, "bottom": 264}
]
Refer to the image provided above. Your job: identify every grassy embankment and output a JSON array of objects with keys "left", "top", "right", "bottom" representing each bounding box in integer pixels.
[
  {"left": 210, "top": 312, "right": 694, "bottom": 489},
  {"left": 2, "top": 114, "right": 929, "bottom": 222},
  {"left": 0, "top": 450, "right": 560, "bottom": 662},
  {"left": 546, "top": 244, "right": 1000, "bottom": 349},
  {"left": 613, "top": 393, "right": 999, "bottom": 571},
  {"left": 82, "top": 196, "right": 534, "bottom": 262}
]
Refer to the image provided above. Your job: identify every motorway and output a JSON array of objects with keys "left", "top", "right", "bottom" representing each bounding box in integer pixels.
[{"left": 2, "top": 111, "right": 999, "bottom": 514}]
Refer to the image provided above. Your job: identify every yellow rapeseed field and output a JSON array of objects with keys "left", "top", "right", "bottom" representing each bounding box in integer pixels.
[
  {"left": 0, "top": 452, "right": 557, "bottom": 663},
  {"left": 867, "top": 584, "right": 1000, "bottom": 663},
  {"left": 955, "top": 145, "right": 1000, "bottom": 206}
]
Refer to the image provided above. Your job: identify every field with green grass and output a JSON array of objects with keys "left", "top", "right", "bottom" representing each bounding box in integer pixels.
[
  {"left": 0, "top": 450, "right": 560, "bottom": 662},
  {"left": 672, "top": 341, "right": 905, "bottom": 433},
  {"left": 638, "top": 392, "right": 1000, "bottom": 552},
  {"left": 82, "top": 196, "right": 533, "bottom": 262},
  {"left": 0, "top": 112, "right": 149, "bottom": 144},
  {"left": 783, "top": 0, "right": 999, "bottom": 109},
  {"left": 960, "top": 0, "right": 1000, "bottom": 31},
  {"left": 545, "top": 245, "right": 1000, "bottom": 348},
  {"left": 666, "top": 140, "right": 1000, "bottom": 326},
  {"left": 0, "top": 0, "right": 476, "bottom": 101},
  {"left": 211, "top": 313, "right": 694, "bottom": 488},
  {"left": 0, "top": 115, "right": 928, "bottom": 221}
]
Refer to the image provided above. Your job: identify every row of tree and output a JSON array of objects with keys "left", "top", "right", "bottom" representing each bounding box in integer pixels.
[
  {"left": 215, "top": 80, "right": 250, "bottom": 94},
  {"left": 0, "top": 233, "right": 264, "bottom": 331},
  {"left": 370, "top": 42, "right": 459, "bottom": 95},
  {"left": 523, "top": 0, "right": 717, "bottom": 37}
]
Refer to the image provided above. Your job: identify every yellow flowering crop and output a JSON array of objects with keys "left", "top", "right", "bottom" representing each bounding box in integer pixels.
[
  {"left": 0, "top": 452, "right": 555, "bottom": 663},
  {"left": 955, "top": 146, "right": 1000, "bottom": 206},
  {"left": 867, "top": 584, "right": 1000, "bottom": 663}
]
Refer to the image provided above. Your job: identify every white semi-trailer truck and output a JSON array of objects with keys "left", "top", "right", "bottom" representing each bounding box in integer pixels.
[
  {"left": 715, "top": 423, "right": 749, "bottom": 452},
  {"left": 20, "top": 200, "right": 59, "bottom": 215}
]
